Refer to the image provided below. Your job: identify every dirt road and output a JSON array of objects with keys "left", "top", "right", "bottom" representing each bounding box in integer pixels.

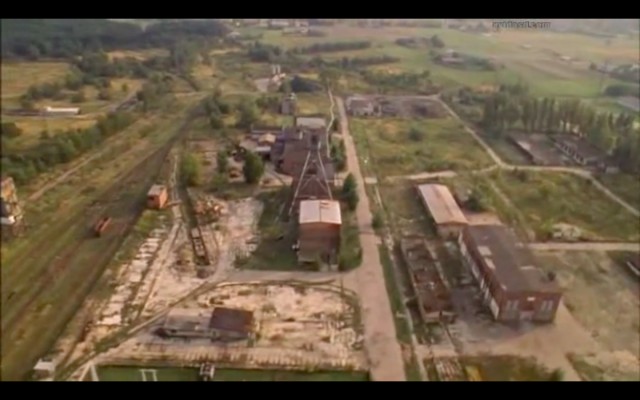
[
  {"left": 336, "top": 97, "right": 406, "bottom": 381},
  {"left": 528, "top": 242, "right": 640, "bottom": 252}
]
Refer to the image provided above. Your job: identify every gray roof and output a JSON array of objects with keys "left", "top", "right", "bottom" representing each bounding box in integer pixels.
[
  {"left": 466, "top": 224, "right": 560, "bottom": 293},
  {"left": 552, "top": 134, "right": 606, "bottom": 160},
  {"left": 295, "top": 116, "right": 327, "bottom": 130},
  {"left": 417, "top": 184, "right": 468, "bottom": 225},
  {"left": 148, "top": 184, "right": 166, "bottom": 196}
]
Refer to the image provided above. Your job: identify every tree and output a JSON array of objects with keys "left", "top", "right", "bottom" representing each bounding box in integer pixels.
[
  {"left": 341, "top": 173, "right": 359, "bottom": 211},
  {"left": 71, "top": 91, "right": 86, "bottom": 103},
  {"left": 430, "top": 35, "right": 445, "bottom": 48},
  {"left": 408, "top": 128, "right": 424, "bottom": 141},
  {"left": 236, "top": 99, "right": 259, "bottom": 129},
  {"left": 0, "top": 122, "right": 23, "bottom": 138},
  {"left": 217, "top": 151, "right": 228, "bottom": 174},
  {"left": 181, "top": 152, "right": 202, "bottom": 187},
  {"left": 98, "top": 88, "right": 112, "bottom": 101},
  {"left": 243, "top": 151, "right": 264, "bottom": 184}
]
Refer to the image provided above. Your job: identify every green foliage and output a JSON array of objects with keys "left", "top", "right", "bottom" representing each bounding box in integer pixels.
[
  {"left": 341, "top": 173, "right": 359, "bottom": 211},
  {"left": 289, "top": 75, "right": 323, "bottom": 93},
  {"left": 430, "top": 35, "right": 445, "bottom": 48},
  {"left": 330, "top": 140, "right": 347, "bottom": 171},
  {"left": 243, "top": 151, "right": 264, "bottom": 184},
  {"left": 372, "top": 211, "right": 384, "bottom": 230},
  {"left": 604, "top": 83, "right": 639, "bottom": 97},
  {"left": 0, "top": 122, "right": 23, "bottom": 139},
  {"left": 290, "top": 41, "right": 371, "bottom": 55},
  {"left": 408, "top": 128, "right": 424, "bottom": 142},
  {"left": 236, "top": 98, "right": 259, "bottom": 129},
  {"left": 549, "top": 369, "right": 564, "bottom": 381},
  {"left": 71, "top": 91, "right": 86, "bottom": 103},
  {"left": 97, "top": 88, "right": 112, "bottom": 101},
  {"left": 181, "top": 152, "right": 202, "bottom": 187}
]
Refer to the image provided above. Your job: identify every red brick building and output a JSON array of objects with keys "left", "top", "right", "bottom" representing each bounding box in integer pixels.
[{"left": 459, "top": 224, "right": 562, "bottom": 323}]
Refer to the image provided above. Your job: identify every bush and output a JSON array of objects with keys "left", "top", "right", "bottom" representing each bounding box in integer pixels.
[
  {"left": 1, "top": 122, "right": 23, "bottom": 138},
  {"left": 408, "top": 128, "right": 424, "bottom": 142},
  {"left": 243, "top": 151, "right": 264, "bottom": 184},
  {"left": 71, "top": 91, "right": 86, "bottom": 103},
  {"left": 372, "top": 211, "right": 384, "bottom": 230},
  {"left": 181, "top": 152, "right": 202, "bottom": 187}
]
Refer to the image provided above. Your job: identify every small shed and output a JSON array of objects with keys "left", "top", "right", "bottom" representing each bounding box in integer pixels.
[{"left": 147, "top": 184, "right": 168, "bottom": 209}]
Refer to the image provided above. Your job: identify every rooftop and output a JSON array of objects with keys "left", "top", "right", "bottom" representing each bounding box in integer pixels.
[
  {"left": 148, "top": 184, "right": 167, "bottom": 197},
  {"left": 417, "top": 184, "right": 468, "bottom": 225},
  {"left": 299, "top": 199, "right": 342, "bottom": 225},
  {"left": 295, "top": 116, "right": 327, "bottom": 130},
  {"left": 208, "top": 307, "right": 254, "bottom": 333},
  {"left": 466, "top": 224, "right": 560, "bottom": 293}
]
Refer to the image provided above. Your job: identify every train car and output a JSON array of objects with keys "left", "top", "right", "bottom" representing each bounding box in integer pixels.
[{"left": 94, "top": 217, "right": 112, "bottom": 237}]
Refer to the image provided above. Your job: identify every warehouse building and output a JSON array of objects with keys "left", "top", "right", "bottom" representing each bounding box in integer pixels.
[{"left": 416, "top": 183, "right": 468, "bottom": 239}]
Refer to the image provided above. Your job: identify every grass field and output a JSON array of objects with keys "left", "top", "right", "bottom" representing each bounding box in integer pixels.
[
  {"left": 457, "top": 355, "right": 554, "bottom": 381},
  {"left": 490, "top": 170, "right": 640, "bottom": 242},
  {"left": 1, "top": 62, "right": 71, "bottom": 107},
  {"left": 596, "top": 173, "right": 640, "bottom": 211},
  {"left": 350, "top": 117, "right": 494, "bottom": 177},
  {"left": 96, "top": 365, "right": 369, "bottom": 381},
  {"left": 377, "top": 182, "right": 437, "bottom": 238}
]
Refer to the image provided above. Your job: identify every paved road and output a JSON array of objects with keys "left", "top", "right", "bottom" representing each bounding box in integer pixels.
[
  {"left": 434, "top": 97, "right": 640, "bottom": 217},
  {"left": 336, "top": 96, "right": 406, "bottom": 381},
  {"left": 528, "top": 242, "right": 640, "bottom": 252}
]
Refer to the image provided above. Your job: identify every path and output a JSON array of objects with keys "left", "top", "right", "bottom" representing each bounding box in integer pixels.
[
  {"left": 435, "top": 96, "right": 640, "bottom": 217},
  {"left": 528, "top": 242, "right": 640, "bottom": 252},
  {"left": 336, "top": 96, "right": 406, "bottom": 381}
]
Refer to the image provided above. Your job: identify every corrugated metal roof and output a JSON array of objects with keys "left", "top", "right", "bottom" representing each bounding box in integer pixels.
[
  {"left": 299, "top": 200, "right": 342, "bottom": 225},
  {"left": 417, "top": 184, "right": 468, "bottom": 225}
]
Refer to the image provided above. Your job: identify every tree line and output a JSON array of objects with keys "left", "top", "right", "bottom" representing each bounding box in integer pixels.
[
  {"left": 1, "top": 19, "right": 229, "bottom": 60},
  {"left": 480, "top": 83, "right": 640, "bottom": 173},
  {"left": 289, "top": 41, "right": 371, "bottom": 55},
  {"left": 1, "top": 111, "right": 135, "bottom": 185}
]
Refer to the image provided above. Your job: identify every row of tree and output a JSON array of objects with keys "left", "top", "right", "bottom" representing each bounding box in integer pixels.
[
  {"left": 1, "top": 111, "right": 135, "bottom": 185},
  {"left": 480, "top": 84, "right": 640, "bottom": 173},
  {"left": 1, "top": 19, "right": 229, "bottom": 60},
  {"left": 289, "top": 41, "right": 371, "bottom": 55}
]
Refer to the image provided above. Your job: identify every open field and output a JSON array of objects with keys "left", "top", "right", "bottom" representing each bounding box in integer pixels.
[
  {"left": 1, "top": 62, "right": 71, "bottom": 107},
  {"left": 96, "top": 365, "right": 369, "bottom": 381},
  {"left": 0, "top": 96, "right": 202, "bottom": 381},
  {"left": 490, "top": 170, "right": 640, "bottom": 242},
  {"left": 535, "top": 250, "right": 640, "bottom": 359},
  {"left": 350, "top": 117, "right": 494, "bottom": 177},
  {"left": 248, "top": 25, "right": 638, "bottom": 98}
]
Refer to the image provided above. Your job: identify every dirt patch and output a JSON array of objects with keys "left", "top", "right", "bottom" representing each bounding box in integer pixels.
[{"left": 568, "top": 351, "right": 640, "bottom": 381}]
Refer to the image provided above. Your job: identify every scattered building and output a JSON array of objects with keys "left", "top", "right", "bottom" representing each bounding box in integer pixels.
[
  {"left": 416, "top": 184, "right": 468, "bottom": 239},
  {"left": 147, "top": 184, "right": 168, "bottom": 210},
  {"left": 508, "top": 133, "right": 572, "bottom": 166},
  {"left": 1, "top": 176, "right": 23, "bottom": 237},
  {"left": 346, "top": 96, "right": 378, "bottom": 117},
  {"left": 42, "top": 106, "right": 80, "bottom": 116},
  {"left": 33, "top": 358, "right": 56, "bottom": 381},
  {"left": 549, "top": 134, "right": 616, "bottom": 171},
  {"left": 296, "top": 199, "right": 341, "bottom": 267},
  {"left": 458, "top": 224, "right": 562, "bottom": 323}
]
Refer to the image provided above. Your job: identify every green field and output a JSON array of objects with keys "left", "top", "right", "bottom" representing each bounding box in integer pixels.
[
  {"left": 596, "top": 173, "right": 640, "bottom": 211},
  {"left": 490, "top": 170, "right": 640, "bottom": 242},
  {"left": 350, "top": 117, "right": 494, "bottom": 178},
  {"left": 1, "top": 62, "right": 71, "bottom": 107},
  {"left": 96, "top": 366, "right": 369, "bottom": 381}
]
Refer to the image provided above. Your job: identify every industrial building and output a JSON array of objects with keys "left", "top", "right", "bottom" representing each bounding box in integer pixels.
[
  {"left": 147, "top": 185, "right": 168, "bottom": 209},
  {"left": 296, "top": 199, "right": 341, "bottom": 267},
  {"left": 458, "top": 224, "right": 562, "bottom": 323},
  {"left": 294, "top": 115, "right": 327, "bottom": 131},
  {"left": 549, "top": 134, "right": 616, "bottom": 172},
  {"left": 42, "top": 106, "right": 81, "bottom": 116},
  {"left": 416, "top": 183, "right": 468, "bottom": 239},
  {"left": 157, "top": 307, "right": 255, "bottom": 342}
]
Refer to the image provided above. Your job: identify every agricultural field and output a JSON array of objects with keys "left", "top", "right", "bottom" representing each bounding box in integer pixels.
[
  {"left": 489, "top": 170, "right": 640, "bottom": 242},
  {"left": 95, "top": 365, "right": 369, "bottom": 381},
  {"left": 246, "top": 25, "right": 639, "bottom": 99},
  {"left": 350, "top": 117, "right": 494, "bottom": 178},
  {"left": 535, "top": 250, "right": 640, "bottom": 374},
  {"left": 1, "top": 62, "right": 71, "bottom": 107}
]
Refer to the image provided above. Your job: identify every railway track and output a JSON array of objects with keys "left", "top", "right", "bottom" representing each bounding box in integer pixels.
[{"left": 1, "top": 102, "right": 202, "bottom": 381}]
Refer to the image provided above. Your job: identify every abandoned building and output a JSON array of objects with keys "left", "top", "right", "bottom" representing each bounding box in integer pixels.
[
  {"left": 274, "top": 128, "right": 332, "bottom": 177},
  {"left": 416, "top": 183, "right": 468, "bottom": 239},
  {"left": 508, "top": 133, "right": 571, "bottom": 166},
  {"left": 296, "top": 199, "right": 341, "bottom": 267},
  {"left": 295, "top": 115, "right": 327, "bottom": 131},
  {"left": 157, "top": 307, "right": 255, "bottom": 342},
  {"left": 458, "top": 224, "right": 563, "bottom": 323},
  {"left": 147, "top": 185, "right": 168, "bottom": 210},
  {"left": 1, "top": 176, "right": 23, "bottom": 236},
  {"left": 42, "top": 106, "right": 81, "bottom": 116},
  {"left": 346, "top": 96, "right": 378, "bottom": 117},
  {"left": 549, "top": 134, "right": 617, "bottom": 172},
  {"left": 281, "top": 93, "right": 297, "bottom": 115},
  {"left": 400, "top": 238, "right": 455, "bottom": 323}
]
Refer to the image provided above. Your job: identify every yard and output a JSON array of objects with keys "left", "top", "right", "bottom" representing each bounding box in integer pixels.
[
  {"left": 350, "top": 117, "right": 494, "bottom": 178},
  {"left": 96, "top": 365, "right": 369, "bottom": 381},
  {"left": 489, "top": 170, "right": 640, "bottom": 242}
]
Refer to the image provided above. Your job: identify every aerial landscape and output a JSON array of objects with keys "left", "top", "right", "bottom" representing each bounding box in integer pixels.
[{"left": 0, "top": 18, "right": 638, "bottom": 382}]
